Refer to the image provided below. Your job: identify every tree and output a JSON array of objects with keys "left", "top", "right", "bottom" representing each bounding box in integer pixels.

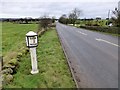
[
  {"left": 69, "top": 8, "right": 82, "bottom": 26},
  {"left": 58, "top": 14, "right": 68, "bottom": 24},
  {"left": 39, "top": 15, "right": 52, "bottom": 30},
  {"left": 24, "top": 18, "right": 28, "bottom": 24},
  {"left": 96, "top": 17, "right": 101, "bottom": 20},
  {"left": 111, "top": 7, "right": 120, "bottom": 27},
  {"left": 52, "top": 16, "right": 56, "bottom": 23}
]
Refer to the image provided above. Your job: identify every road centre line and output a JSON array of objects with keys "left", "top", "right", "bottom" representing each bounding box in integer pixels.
[
  {"left": 77, "top": 31, "right": 87, "bottom": 35},
  {"left": 95, "top": 38, "right": 119, "bottom": 47}
]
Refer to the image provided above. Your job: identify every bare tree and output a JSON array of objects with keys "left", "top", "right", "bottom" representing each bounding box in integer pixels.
[
  {"left": 52, "top": 16, "right": 56, "bottom": 23},
  {"left": 69, "top": 8, "right": 82, "bottom": 26},
  {"left": 59, "top": 14, "right": 68, "bottom": 24},
  {"left": 39, "top": 15, "right": 52, "bottom": 30},
  {"left": 111, "top": 7, "right": 120, "bottom": 27}
]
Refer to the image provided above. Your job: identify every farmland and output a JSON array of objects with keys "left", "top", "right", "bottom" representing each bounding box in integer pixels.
[
  {"left": 69, "top": 19, "right": 119, "bottom": 36},
  {"left": 2, "top": 22, "right": 38, "bottom": 55},
  {"left": 2, "top": 22, "right": 75, "bottom": 88},
  {"left": 73, "top": 19, "right": 108, "bottom": 27},
  {"left": 0, "top": 22, "right": 2, "bottom": 56},
  {"left": 2, "top": 22, "right": 38, "bottom": 64}
]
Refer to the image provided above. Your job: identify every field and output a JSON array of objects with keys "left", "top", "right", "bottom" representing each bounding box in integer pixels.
[
  {"left": 70, "top": 20, "right": 119, "bottom": 36},
  {"left": 2, "top": 22, "right": 38, "bottom": 64},
  {"left": 2, "top": 22, "right": 75, "bottom": 88},
  {"left": 0, "top": 22, "right": 2, "bottom": 56},
  {"left": 74, "top": 19, "right": 108, "bottom": 27}
]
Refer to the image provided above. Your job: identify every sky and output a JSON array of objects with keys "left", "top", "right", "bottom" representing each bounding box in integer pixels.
[{"left": 0, "top": 0, "right": 119, "bottom": 19}]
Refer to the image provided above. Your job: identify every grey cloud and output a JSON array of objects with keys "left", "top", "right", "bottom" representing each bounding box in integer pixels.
[{"left": 0, "top": 1, "right": 119, "bottom": 18}]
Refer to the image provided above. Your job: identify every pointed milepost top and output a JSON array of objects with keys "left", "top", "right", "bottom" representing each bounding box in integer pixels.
[{"left": 26, "top": 31, "right": 37, "bottom": 36}]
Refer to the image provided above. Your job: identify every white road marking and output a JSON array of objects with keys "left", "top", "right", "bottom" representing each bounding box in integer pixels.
[
  {"left": 95, "top": 38, "right": 119, "bottom": 47},
  {"left": 77, "top": 31, "right": 87, "bottom": 35}
]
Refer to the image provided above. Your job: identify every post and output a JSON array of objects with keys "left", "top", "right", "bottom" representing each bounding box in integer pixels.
[
  {"left": 118, "top": 1, "right": 120, "bottom": 11},
  {"left": 108, "top": 10, "right": 110, "bottom": 20},
  {"left": 30, "top": 47, "right": 39, "bottom": 74},
  {"left": 107, "top": 10, "right": 110, "bottom": 26},
  {"left": 26, "top": 31, "right": 39, "bottom": 74}
]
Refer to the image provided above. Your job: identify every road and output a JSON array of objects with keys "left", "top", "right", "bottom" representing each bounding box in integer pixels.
[{"left": 56, "top": 22, "right": 118, "bottom": 88}]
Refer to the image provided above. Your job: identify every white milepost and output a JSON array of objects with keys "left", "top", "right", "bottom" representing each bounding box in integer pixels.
[{"left": 26, "top": 31, "right": 39, "bottom": 74}]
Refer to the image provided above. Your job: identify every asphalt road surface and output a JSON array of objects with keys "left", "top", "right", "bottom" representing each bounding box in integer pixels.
[{"left": 56, "top": 22, "right": 118, "bottom": 88}]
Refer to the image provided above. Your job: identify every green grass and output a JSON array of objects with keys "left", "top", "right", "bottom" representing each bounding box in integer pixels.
[
  {"left": 2, "top": 22, "right": 38, "bottom": 55},
  {"left": 75, "top": 19, "right": 108, "bottom": 27},
  {"left": 0, "top": 22, "right": 2, "bottom": 56},
  {"left": 2, "top": 22, "right": 38, "bottom": 63},
  {"left": 4, "top": 29, "right": 75, "bottom": 88}
]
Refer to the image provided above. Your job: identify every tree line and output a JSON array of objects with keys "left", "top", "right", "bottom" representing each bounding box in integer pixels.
[
  {"left": 58, "top": 7, "right": 120, "bottom": 27},
  {"left": 111, "top": 7, "right": 120, "bottom": 27},
  {"left": 1, "top": 16, "right": 57, "bottom": 31},
  {"left": 1, "top": 17, "right": 57, "bottom": 24},
  {"left": 58, "top": 8, "right": 82, "bottom": 26}
]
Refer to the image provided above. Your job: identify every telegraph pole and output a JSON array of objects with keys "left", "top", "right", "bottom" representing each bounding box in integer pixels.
[
  {"left": 118, "top": 1, "right": 120, "bottom": 11},
  {"left": 107, "top": 10, "right": 110, "bottom": 25},
  {"left": 108, "top": 10, "right": 110, "bottom": 20}
]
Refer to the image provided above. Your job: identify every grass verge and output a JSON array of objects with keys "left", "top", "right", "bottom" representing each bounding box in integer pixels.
[
  {"left": 1, "top": 22, "right": 38, "bottom": 87},
  {"left": 0, "top": 22, "right": 2, "bottom": 56},
  {"left": 4, "top": 28, "right": 75, "bottom": 88}
]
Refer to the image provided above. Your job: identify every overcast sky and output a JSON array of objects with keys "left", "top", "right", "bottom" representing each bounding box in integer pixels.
[{"left": 0, "top": 0, "right": 119, "bottom": 19}]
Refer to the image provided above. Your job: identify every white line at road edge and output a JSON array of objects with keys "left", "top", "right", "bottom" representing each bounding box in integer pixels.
[
  {"left": 77, "top": 31, "right": 87, "bottom": 35},
  {"left": 95, "top": 38, "right": 119, "bottom": 47}
]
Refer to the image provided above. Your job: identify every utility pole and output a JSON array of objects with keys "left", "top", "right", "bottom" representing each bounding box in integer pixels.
[
  {"left": 118, "top": 1, "right": 120, "bottom": 11},
  {"left": 108, "top": 10, "right": 110, "bottom": 20},
  {"left": 107, "top": 10, "right": 110, "bottom": 26}
]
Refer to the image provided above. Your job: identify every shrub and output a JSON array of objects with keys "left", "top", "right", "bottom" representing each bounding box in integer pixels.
[{"left": 80, "top": 26, "right": 119, "bottom": 35}]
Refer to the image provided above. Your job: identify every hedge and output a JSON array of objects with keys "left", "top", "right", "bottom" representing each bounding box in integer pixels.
[{"left": 80, "top": 26, "right": 120, "bottom": 35}]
